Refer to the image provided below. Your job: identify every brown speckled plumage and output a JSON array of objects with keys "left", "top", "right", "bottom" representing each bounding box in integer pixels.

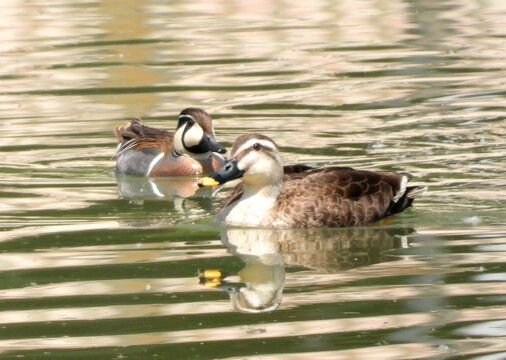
[{"left": 272, "top": 168, "right": 414, "bottom": 227}]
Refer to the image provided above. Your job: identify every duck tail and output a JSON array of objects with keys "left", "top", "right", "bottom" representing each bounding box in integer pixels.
[
  {"left": 405, "top": 185, "right": 426, "bottom": 199},
  {"left": 388, "top": 185, "right": 426, "bottom": 216},
  {"left": 115, "top": 117, "right": 143, "bottom": 141}
]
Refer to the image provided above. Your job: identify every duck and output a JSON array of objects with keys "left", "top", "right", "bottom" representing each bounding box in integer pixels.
[
  {"left": 114, "top": 108, "right": 226, "bottom": 177},
  {"left": 198, "top": 134, "right": 425, "bottom": 228}
]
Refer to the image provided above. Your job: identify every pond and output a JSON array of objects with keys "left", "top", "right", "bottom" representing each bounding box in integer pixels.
[{"left": 0, "top": 0, "right": 505, "bottom": 359}]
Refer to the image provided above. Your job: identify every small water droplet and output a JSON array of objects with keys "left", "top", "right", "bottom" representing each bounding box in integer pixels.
[
  {"left": 371, "top": 142, "right": 386, "bottom": 149},
  {"left": 462, "top": 216, "right": 481, "bottom": 225},
  {"left": 247, "top": 328, "right": 266, "bottom": 335},
  {"left": 438, "top": 344, "right": 449, "bottom": 352}
]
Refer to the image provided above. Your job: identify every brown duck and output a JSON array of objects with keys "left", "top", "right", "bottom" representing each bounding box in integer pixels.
[
  {"left": 114, "top": 108, "right": 226, "bottom": 177},
  {"left": 199, "top": 134, "right": 425, "bottom": 228}
]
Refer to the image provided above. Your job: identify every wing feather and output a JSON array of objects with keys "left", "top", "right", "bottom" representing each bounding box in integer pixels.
[
  {"left": 274, "top": 167, "right": 417, "bottom": 227},
  {"left": 114, "top": 118, "right": 174, "bottom": 158}
]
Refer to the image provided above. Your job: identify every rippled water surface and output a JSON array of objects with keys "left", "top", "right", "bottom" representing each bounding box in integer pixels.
[{"left": 1, "top": 0, "right": 505, "bottom": 359}]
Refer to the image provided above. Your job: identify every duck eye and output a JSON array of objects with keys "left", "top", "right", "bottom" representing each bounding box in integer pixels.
[
  {"left": 253, "top": 143, "right": 261, "bottom": 151},
  {"left": 187, "top": 118, "right": 195, "bottom": 126}
]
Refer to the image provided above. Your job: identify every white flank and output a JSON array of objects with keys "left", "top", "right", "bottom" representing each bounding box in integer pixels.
[
  {"left": 393, "top": 176, "right": 408, "bottom": 203},
  {"left": 146, "top": 152, "right": 164, "bottom": 176}
]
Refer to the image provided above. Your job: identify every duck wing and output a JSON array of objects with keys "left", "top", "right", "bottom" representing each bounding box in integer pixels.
[
  {"left": 275, "top": 167, "right": 424, "bottom": 227},
  {"left": 114, "top": 118, "right": 174, "bottom": 157}
]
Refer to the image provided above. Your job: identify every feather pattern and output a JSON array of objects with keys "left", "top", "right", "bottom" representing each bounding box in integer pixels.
[{"left": 114, "top": 118, "right": 174, "bottom": 158}]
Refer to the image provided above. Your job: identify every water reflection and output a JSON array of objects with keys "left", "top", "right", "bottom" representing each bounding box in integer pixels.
[
  {"left": 216, "top": 228, "right": 285, "bottom": 313},
  {"left": 116, "top": 174, "right": 216, "bottom": 199},
  {"left": 1, "top": 0, "right": 505, "bottom": 358},
  {"left": 204, "top": 226, "right": 412, "bottom": 313}
]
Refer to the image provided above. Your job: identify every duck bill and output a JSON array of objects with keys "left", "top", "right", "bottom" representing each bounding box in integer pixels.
[
  {"left": 187, "top": 134, "right": 227, "bottom": 154},
  {"left": 203, "top": 134, "right": 227, "bottom": 154},
  {"left": 198, "top": 158, "right": 244, "bottom": 187}
]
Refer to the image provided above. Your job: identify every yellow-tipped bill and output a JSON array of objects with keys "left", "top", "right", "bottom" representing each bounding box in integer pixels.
[
  {"left": 198, "top": 177, "right": 219, "bottom": 187},
  {"left": 200, "top": 269, "right": 222, "bottom": 279}
]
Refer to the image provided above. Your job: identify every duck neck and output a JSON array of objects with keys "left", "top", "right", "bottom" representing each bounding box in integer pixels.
[
  {"left": 192, "top": 152, "right": 213, "bottom": 161},
  {"left": 244, "top": 183, "right": 281, "bottom": 201},
  {"left": 172, "top": 147, "right": 211, "bottom": 160},
  {"left": 242, "top": 171, "right": 283, "bottom": 204},
  {"left": 219, "top": 169, "right": 282, "bottom": 227}
]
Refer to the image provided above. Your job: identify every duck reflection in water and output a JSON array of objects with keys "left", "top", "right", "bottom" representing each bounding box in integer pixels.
[
  {"left": 200, "top": 226, "right": 414, "bottom": 313},
  {"left": 116, "top": 174, "right": 217, "bottom": 201}
]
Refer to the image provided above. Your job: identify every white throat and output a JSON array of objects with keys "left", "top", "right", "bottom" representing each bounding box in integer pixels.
[
  {"left": 218, "top": 176, "right": 282, "bottom": 227},
  {"left": 218, "top": 186, "right": 279, "bottom": 227},
  {"left": 243, "top": 181, "right": 282, "bottom": 200}
]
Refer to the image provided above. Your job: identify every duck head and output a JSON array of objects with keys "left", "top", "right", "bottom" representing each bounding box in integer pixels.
[
  {"left": 199, "top": 134, "right": 283, "bottom": 187},
  {"left": 173, "top": 108, "right": 226, "bottom": 158}
]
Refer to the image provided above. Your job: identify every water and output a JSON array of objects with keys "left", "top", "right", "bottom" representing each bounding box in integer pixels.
[{"left": 0, "top": 0, "right": 505, "bottom": 359}]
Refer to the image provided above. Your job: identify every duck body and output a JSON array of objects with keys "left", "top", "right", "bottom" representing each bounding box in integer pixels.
[
  {"left": 219, "top": 166, "right": 420, "bottom": 228},
  {"left": 200, "top": 134, "right": 425, "bottom": 228},
  {"left": 115, "top": 142, "right": 224, "bottom": 177},
  {"left": 114, "top": 108, "right": 226, "bottom": 177}
]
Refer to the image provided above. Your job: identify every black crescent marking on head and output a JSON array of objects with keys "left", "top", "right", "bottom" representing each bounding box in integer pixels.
[{"left": 177, "top": 115, "right": 195, "bottom": 129}]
